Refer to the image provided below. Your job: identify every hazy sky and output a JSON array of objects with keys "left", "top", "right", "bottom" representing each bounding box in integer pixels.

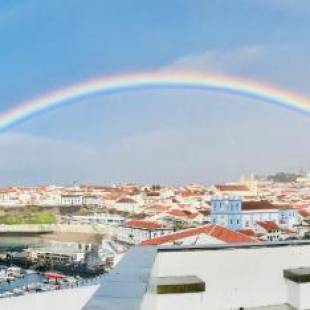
[{"left": 0, "top": 0, "right": 309, "bottom": 185}]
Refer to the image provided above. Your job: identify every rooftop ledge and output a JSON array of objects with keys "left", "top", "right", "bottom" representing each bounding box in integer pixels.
[
  {"left": 284, "top": 267, "right": 310, "bottom": 283},
  {"left": 83, "top": 240, "right": 310, "bottom": 310},
  {"left": 156, "top": 275, "right": 205, "bottom": 294}
]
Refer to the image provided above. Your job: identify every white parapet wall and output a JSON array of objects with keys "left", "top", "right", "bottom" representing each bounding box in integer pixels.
[
  {"left": 0, "top": 285, "right": 99, "bottom": 310},
  {"left": 286, "top": 278, "right": 310, "bottom": 309},
  {"left": 150, "top": 244, "right": 310, "bottom": 310}
]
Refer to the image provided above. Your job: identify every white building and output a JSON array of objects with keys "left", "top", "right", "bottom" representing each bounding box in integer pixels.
[
  {"left": 114, "top": 197, "right": 141, "bottom": 213},
  {"left": 210, "top": 196, "right": 298, "bottom": 231},
  {"left": 83, "top": 195, "right": 101, "bottom": 206},
  {"left": 117, "top": 219, "right": 173, "bottom": 244},
  {"left": 26, "top": 247, "right": 85, "bottom": 264},
  {"left": 256, "top": 220, "right": 282, "bottom": 241},
  {"left": 63, "top": 213, "right": 125, "bottom": 225},
  {"left": 61, "top": 194, "right": 84, "bottom": 206}
]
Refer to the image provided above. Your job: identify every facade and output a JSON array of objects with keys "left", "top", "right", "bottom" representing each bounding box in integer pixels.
[
  {"left": 61, "top": 194, "right": 84, "bottom": 206},
  {"left": 210, "top": 196, "right": 243, "bottom": 230},
  {"left": 60, "top": 194, "right": 101, "bottom": 207},
  {"left": 280, "top": 207, "right": 298, "bottom": 227},
  {"left": 62, "top": 213, "right": 125, "bottom": 225},
  {"left": 117, "top": 220, "right": 173, "bottom": 245},
  {"left": 114, "top": 197, "right": 141, "bottom": 213},
  {"left": 26, "top": 247, "right": 85, "bottom": 264},
  {"left": 256, "top": 220, "right": 282, "bottom": 241},
  {"left": 83, "top": 195, "right": 101, "bottom": 206},
  {"left": 210, "top": 196, "right": 298, "bottom": 231}
]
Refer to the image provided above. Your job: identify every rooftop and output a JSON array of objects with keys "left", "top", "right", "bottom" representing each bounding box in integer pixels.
[
  {"left": 242, "top": 200, "right": 291, "bottom": 211},
  {"left": 140, "top": 224, "right": 257, "bottom": 246},
  {"left": 4, "top": 241, "right": 310, "bottom": 309},
  {"left": 124, "top": 219, "right": 163, "bottom": 230},
  {"left": 256, "top": 221, "right": 280, "bottom": 231},
  {"left": 215, "top": 184, "right": 250, "bottom": 192}
]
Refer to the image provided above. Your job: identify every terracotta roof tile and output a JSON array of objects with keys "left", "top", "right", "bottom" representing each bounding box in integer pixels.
[
  {"left": 242, "top": 201, "right": 276, "bottom": 210},
  {"left": 215, "top": 184, "right": 250, "bottom": 192},
  {"left": 117, "top": 197, "right": 137, "bottom": 204},
  {"left": 168, "top": 209, "right": 198, "bottom": 219},
  {"left": 140, "top": 224, "right": 257, "bottom": 246},
  {"left": 298, "top": 208, "right": 310, "bottom": 218},
  {"left": 237, "top": 229, "right": 256, "bottom": 237},
  {"left": 256, "top": 221, "right": 279, "bottom": 231},
  {"left": 124, "top": 220, "right": 163, "bottom": 230}
]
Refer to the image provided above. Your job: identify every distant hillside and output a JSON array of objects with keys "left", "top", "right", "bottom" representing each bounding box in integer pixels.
[{"left": 267, "top": 172, "right": 301, "bottom": 183}]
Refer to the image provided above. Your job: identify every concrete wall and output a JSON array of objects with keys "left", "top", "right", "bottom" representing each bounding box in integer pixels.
[
  {"left": 286, "top": 280, "right": 300, "bottom": 309},
  {"left": 286, "top": 280, "right": 310, "bottom": 309},
  {"left": 140, "top": 250, "right": 159, "bottom": 310},
  {"left": 154, "top": 245, "right": 310, "bottom": 309},
  {"left": 0, "top": 285, "right": 98, "bottom": 310}
]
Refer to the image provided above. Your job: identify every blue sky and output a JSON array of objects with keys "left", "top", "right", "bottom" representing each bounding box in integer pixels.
[{"left": 0, "top": 0, "right": 309, "bottom": 185}]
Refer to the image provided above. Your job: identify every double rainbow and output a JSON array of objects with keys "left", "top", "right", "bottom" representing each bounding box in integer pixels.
[{"left": 0, "top": 71, "right": 309, "bottom": 131}]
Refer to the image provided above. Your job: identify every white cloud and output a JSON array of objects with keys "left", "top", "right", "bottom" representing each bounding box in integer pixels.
[
  {"left": 0, "top": 133, "right": 99, "bottom": 185},
  {"left": 2, "top": 44, "right": 310, "bottom": 185},
  {"left": 161, "top": 45, "right": 310, "bottom": 95},
  {"left": 1, "top": 104, "right": 309, "bottom": 186},
  {"left": 163, "top": 46, "right": 266, "bottom": 73}
]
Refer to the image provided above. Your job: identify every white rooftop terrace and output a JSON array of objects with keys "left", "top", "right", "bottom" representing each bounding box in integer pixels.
[{"left": 4, "top": 241, "right": 310, "bottom": 309}]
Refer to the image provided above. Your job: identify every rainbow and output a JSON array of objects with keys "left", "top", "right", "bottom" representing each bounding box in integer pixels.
[{"left": 0, "top": 71, "right": 309, "bottom": 131}]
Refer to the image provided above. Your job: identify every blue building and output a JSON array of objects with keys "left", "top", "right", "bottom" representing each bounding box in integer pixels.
[
  {"left": 210, "top": 196, "right": 297, "bottom": 231},
  {"left": 210, "top": 196, "right": 243, "bottom": 230}
]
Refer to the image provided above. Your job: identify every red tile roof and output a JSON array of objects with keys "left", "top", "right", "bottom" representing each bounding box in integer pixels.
[
  {"left": 124, "top": 220, "right": 163, "bottom": 230},
  {"left": 145, "top": 192, "right": 160, "bottom": 197},
  {"left": 282, "top": 228, "right": 294, "bottom": 234},
  {"left": 180, "top": 191, "right": 204, "bottom": 197},
  {"left": 298, "top": 208, "right": 310, "bottom": 218},
  {"left": 242, "top": 201, "right": 293, "bottom": 211},
  {"left": 140, "top": 224, "right": 257, "bottom": 246},
  {"left": 256, "top": 221, "right": 279, "bottom": 232},
  {"left": 116, "top": 197, "right": 137, "bottom": 204},
  {"left": 104, "top": 193, "right": 124, "bottom": 200},
  {"left": 210, "top": 225, "right": 258, "bottom": 243},
  {"left": 148, "top": 204, "right": 170, "bottom": 212},
  {"left": 237, "top": 229, "right": 256, "bottom": 237},
  {"left": 167, "top": 209, "right": 198, "bottom": 219},
  {"left": 242, "top": 201, "right": 276, "bottom": 210},
  {"left": 215, "top": 184, "right": 250, "bottom": 192}
]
